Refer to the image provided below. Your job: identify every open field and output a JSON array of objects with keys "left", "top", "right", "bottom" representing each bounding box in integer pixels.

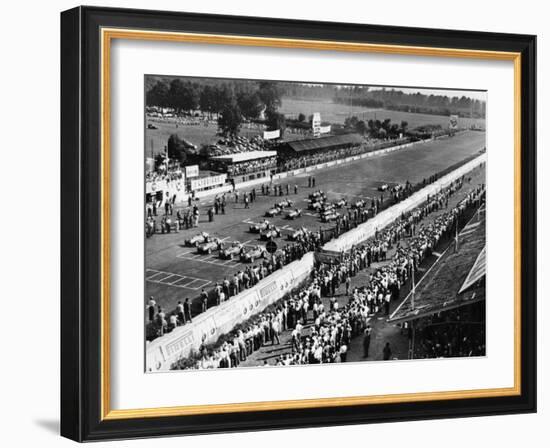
[
  {"left": 145, "top": 130, "right": 486, "bottom": 316},
  {"left": 279, "top": 97, "right": 486, "bottom": 129}
]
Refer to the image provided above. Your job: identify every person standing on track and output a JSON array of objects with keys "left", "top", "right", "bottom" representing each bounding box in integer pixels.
[
  {"left": 363, "top": 325, "right": 372, "bottom": 358},
  {"left": 183, "top": 298, "right": 192, "bottom": 324}
]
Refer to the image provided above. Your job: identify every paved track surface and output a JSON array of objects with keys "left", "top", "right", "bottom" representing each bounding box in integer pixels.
[{"left": 145, "top": 131, "right": 486, "bottom": 314}]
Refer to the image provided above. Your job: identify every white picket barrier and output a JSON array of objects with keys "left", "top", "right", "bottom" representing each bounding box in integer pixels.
[
  {"left": 322, "top": 152, "right": 486, "bottom": 253},
  {"left": 146, "top": 253, "right": 315, "bottom": 371}
]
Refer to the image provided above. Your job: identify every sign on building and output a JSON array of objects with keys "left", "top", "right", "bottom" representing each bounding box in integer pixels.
[
  {"left": 319, "top": 125, "right": 331, "bottom": 134},
  {"left": 184, "top": 165, "right": 199, "bottom": 178},
  {"left": 189, "top": 174, "right": 227, "bottom": 191},
  {"left": 312, "top": 112, "right": 322, "bottom": 137},
  {"left": 263, "top": 129, "right": 281, "bottom": 140}
]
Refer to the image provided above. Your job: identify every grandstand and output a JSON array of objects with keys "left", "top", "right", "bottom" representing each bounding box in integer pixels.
[
  {"left": 208, "top": 150, "right": 278, "bottom": 181},
  {"left": 277, "top": 133, "right": 364, "bottom": 156},
  {"left": 389, "top": 210, "right": 486, "bottom": 324}
]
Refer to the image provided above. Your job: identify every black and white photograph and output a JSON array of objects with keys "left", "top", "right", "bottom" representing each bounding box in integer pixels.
[{"left": 144, "top": 77, "right": 487, "bottom": 372}]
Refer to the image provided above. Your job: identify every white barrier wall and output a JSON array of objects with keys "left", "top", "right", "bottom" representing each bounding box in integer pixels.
[
  {"left": 146, "top": 252, "right": 315, "bottom": 372},
  {"left": 322, "top": 152, "right": 486, "bottom": 253}
]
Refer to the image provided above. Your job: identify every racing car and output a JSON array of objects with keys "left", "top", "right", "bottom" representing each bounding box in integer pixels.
[
  {"left": 308, "top": 200, "right": 324, "bottom": 211},
  {"left": 265, "top": 206, "right": 283, "bottom": 217},
  {"left": 321, "top": 211, "right": 340, "bottom": 222},
  {"left": 308, "top": 191, "right": 326, "bottom": 201},
  {"left": 249, "top": 220, "right": 270, "bottom": 233},
  {"left": 185, "top": 232, "right": 209, "bottom": 247},
  {"left": 377, "top": 183, "right": 389, "bottom": 192},
  {"left": 260, "top": 225, "right": 282, "bottom": 240},
  {"left": 275, "top": 199, "right": 293, "bottom": 208},
  {"left": 288, "top": 228, "right": 309, "bottom": 241},
  {"left": 219, "top": 241, "right": 244, "bottom": 260},
  {"left": 240, "top": 245, "right": 267, "bottom": 262},
  {"left": 334, "top": 198, "right": 348, "bottom": 208},
  {"left": 197, "top": 237, "right": 220, "bottom": 254},
  {"left": 352, "top": 199, "right": 367, "bottom": 209},
  {"left": 285, "top": 208, "right": 302, "bottom": 220}
]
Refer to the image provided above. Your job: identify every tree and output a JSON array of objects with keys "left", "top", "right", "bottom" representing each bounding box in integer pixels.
[
  {"left": 169, "top": 79, "right": 200, "bottom": 114},
  {"left": 167, "top": 134, "right": 188, "bottom": 166},
  {"left": 356, "top": 120, "right": 367, "bottom": 135},
  {"left": 298, "top": 113, "right": 306, "bottom": 122},
  {"left": 218, "top": 100, "right": 243, "bottom": 137},
  {"left": 237, "top": 90, "right": 263, "bottom": 120},
  {"left": 400, "top": 120, "right": 408, "bottom": 134},
  {"left": 200, "top": 85, "right": 216, "bottom": 118},
  {"left": 154, "top": 153, "right": 166, "bottom": 171},
  {"left": 146, "top": 81, "right": 169, "bottom": 107},
  {"left": 258, "top": 81, "right": 282, "bottom": 111},
  {"left": 265, "top": 109, "right": 286, "bottom": 136}
]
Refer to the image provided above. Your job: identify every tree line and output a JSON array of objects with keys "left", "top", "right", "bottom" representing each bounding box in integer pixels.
[
  {"left": 333, "top": 87, "right": 486, "bottom": 118},
  {"left": 146, "top": 78, "right": 286, "bottom": 138}
]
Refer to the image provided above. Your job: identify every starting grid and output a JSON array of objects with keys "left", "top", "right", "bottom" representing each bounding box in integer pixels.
[
  {"left": 146, "top": 269, "right": 211, "bottom": 290},
  {"left": 176, "top": 249, "right": 244, "bottom": 267}
]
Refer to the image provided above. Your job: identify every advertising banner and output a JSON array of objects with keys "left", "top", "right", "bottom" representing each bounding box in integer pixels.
[
  {"left": 312, "top": 112, "right": 321, "bottom": 137},
  {"left": 323, "top": 153, "right": 486, "bottom": 253},
  {"left": 263, "top": 129, "right": 281, "bottom": 140},
  {"left": 190, "top": 174, "right": 227, "bottom": 191},
  {"left": 146, "top": 253, "right": 315, "bottom": 371},
  {"left": 184, "top": 165, "right": 199, "bottom": 178}
]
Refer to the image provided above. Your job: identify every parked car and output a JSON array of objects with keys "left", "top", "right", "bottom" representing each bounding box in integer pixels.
[
  {"left": 275, "top": 199, "right": 293, "bottom": 208},
  {"left": 334, "top": 198, "right": 347, "bottom": 208},
  {"left": 288, "top": 228, "right": 308, "bottom": 241},
  {"left": 308, "top": 200, "right": 324, "bottom": 211},
  {"left": 249, "top": 220, "right": 270, "bottom": 233},
  {"left": 197, "top": 238, "right": 220, "bottom": 254},
  {"left": 147, "top": 123, "right": 158, "bottom": 130},
  {"left": 260, "top": 225, "right": 282, "bottom": 240},
  {"left": 321, "top": 211, "right": 340, "bottom": 222},
  {"left": 352, "top": 199, "right": 367, "bottom": 209},
  {"left": 285, "top": 208, "right": 302, "bottom": 220},
  {"left": 240, "top": 245, "right": 267, "bottom": 262},
  {"left": 185, "top": 232, "right": 209, "bottom": 247},
  {"left": 265, "top": 206, "right": 283, "bottom": 217},
  {"left": 219, "top": 241, "right": 244, "bottom": 259}
]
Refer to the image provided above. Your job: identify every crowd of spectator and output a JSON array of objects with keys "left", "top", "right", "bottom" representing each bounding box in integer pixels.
[
  {"left": 277, "top": 137, "right": 411, "bottom": 172},
  {"left": 171, "top": 178, "right": 485, "bottom": 369},
  {"left": 415, "top": 304, "right": 486, "bottom": 358},
  {"left": 225, "top": 156, "right": 277, "bottom": 177}
]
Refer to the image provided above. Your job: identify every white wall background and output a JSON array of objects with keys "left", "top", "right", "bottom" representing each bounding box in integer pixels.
[{"left": 0, "top": 0, "right": 546, "bottom": 445}]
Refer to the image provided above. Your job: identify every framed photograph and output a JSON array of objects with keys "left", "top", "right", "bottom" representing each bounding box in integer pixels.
[{"left": 60, "top": 6, "right": 536, "bottom": 441}]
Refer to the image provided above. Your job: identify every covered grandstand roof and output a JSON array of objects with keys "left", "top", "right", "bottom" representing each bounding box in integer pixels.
[
  {"left": 209, "top": 150, "right": 277, "bottom": 163},
  {"left": 389, "top": 214, "right": 486, "bottom": 323},
  {"left": 283, "top": 133, "right": 363, "bottom": 153}
]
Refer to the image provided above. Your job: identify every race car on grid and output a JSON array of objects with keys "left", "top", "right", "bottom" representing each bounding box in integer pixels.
[
  {"left": 334, "top": 198, "right": 348, "bottom": 208},
  {"left": 240, "top": 245, "right": 267, "bottom": 262},
  {"left": 197, "top": 237, "right": 220, "bottom": 254},
  {"left": 351, "top": 199, "right": 367, "bottom": 209},
  {"left": 288, "top": 228, "right": 309, "bottom": 241},
  {"left": 185, "top": 231, "right": 209, "bottom": 247},
  {"left": 377, "top": 183, "right": 389, "bottom": 191},
  {"left": 285, "top": 208, "right": 302, "bottom": 220},
  {"left": 265, "top": 206, "right": 283, "bottom": 217},
  {"left": 249, "top": 220, "right": 271, "bottom": 233},
  {"left": 219, "top": 241, "right": 244, "bottom": 260},
  {"left": 260, "top": 225, "right": 282, "bottom": 240},
  {"left": 321, "top": 211, "right": 340, "bottom": 223},
  {"left": 275, "top": 199, "right": 293, "bottom": 208}
]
